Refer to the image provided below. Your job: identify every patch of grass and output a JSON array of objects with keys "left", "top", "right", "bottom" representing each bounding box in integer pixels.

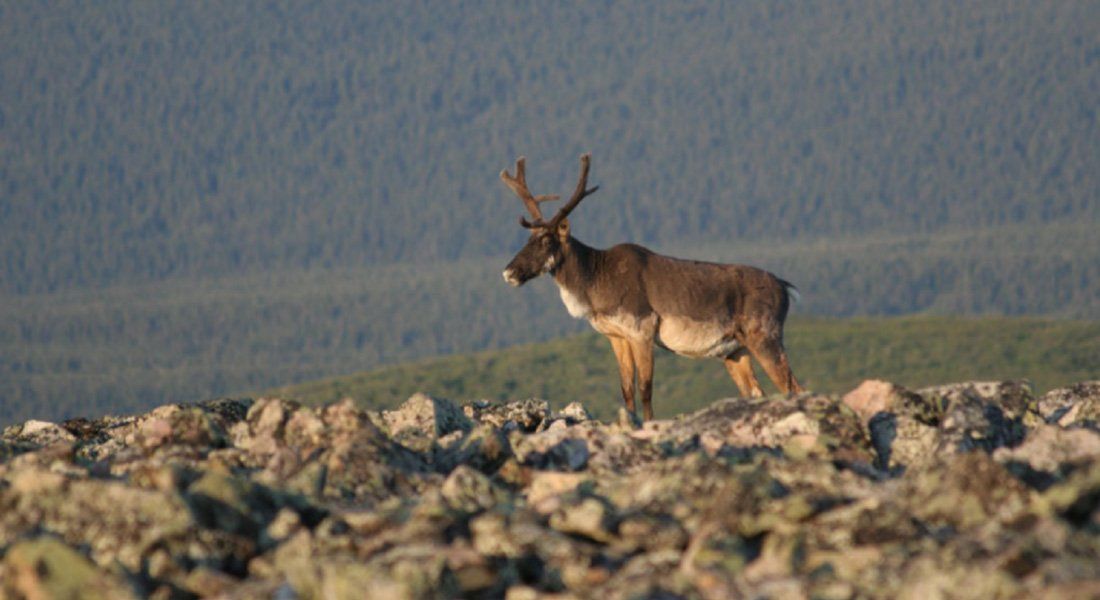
[{"left": 267, "top": 316, "right": 1100, "bottom": 420}]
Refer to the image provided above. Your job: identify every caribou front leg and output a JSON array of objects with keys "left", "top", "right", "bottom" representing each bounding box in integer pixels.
[
  {"left": 627, "top": 338, "right": 655, "bottom": 421},
  {"left": 608, "top": 336, "right": 636, "bottom": 414}
]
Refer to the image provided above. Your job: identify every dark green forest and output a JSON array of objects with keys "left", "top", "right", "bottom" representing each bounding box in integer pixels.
[
  {"left": 1, "top": 2, "right": 1097, "bottom": 425},
  {"left": 2, "top": 1, "right": 1096, "bottom": 292}
]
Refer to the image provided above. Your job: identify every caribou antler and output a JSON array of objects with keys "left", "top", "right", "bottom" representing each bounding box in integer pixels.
[
  {"left": 501, "top": 154, "right": 599, "bottom": 229},
  {"left": 501, "top": 157, "right": 560, "bottom": 228},
  {"left": 547, "top": 153, "right": 599, "bottom": 229}
]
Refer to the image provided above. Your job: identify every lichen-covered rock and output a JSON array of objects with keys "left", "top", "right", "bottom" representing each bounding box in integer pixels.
[
  {"left": 440, "top": 465, "right": 512, "bottom": 514},
  {"left": 1038, "top": 381, "right": 1100, "bottom": 428},
  {"left": 1041, "top": 459, "right": 1100, "bottom": 529},
  {"left": 901, "top": 451, "right": 1034, "bottom": 530},
  {"left": 2, "top": 382, "right": 1100, "bottom": 598},
  {"left": 434, "top": 423, "right": 513, "bottom": 474},
  {"left": 185, "top": 469, "right": 324, "bottom": 544},
  {"left": 842, "top": 379, "right": 917, "bottom": 424},
  {"left": 382, "top": 393, "right": 473, "bottom": 453},
  {"left": 230, "top": 397, "right": 437, "bottom": 503},
  {"left": 7, "top": 419, "right": 77, "bottom": 446},
  {"left": 548, "top": 494, "right": 618, "bottom": 543},
  {"left": 916, "top": 381, "right": 1031, "bottom": 453},
  {"left": 995, "top": 424, "right": 1100, "bottom": 474},
  {"left": 524, "top": 438, "right": 590, "bottom": 471},
  {"left": 466, "top": 398, "right": 551, "bottom": 432},
  {"left": 660, "top": 393, "right": 872, "bottom": 466},
  {"left": 869, "top": 412, "right": 939, "bottom": 471},
  {"left": 1, "top": 536, "right": 137, "bottom": 600},
  {"left": 558, "top": 401, "right": 593, "bottom": 423},
  {"left": 316, "top": 403, "right": 436, "bottom": 503},
  {"left": 853, "top": 380, "right": 1039, "bottom": 472}
]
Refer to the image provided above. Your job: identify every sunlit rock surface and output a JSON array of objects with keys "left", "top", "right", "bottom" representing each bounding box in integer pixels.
[{"left": 2, "top": 381, "right": 1100, "bottom": 599}]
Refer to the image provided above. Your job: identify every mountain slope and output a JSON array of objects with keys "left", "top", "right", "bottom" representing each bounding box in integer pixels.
[{"left": 268, "top": 315, "right": 1100, "bottom": 420}]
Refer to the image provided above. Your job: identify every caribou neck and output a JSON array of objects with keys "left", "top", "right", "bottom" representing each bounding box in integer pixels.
[
  {"left": 552, "top": 237, "right": 599, "bottom": 283},
  {"left": 551, "top": 237, "right": 604, "bottom": 317}
]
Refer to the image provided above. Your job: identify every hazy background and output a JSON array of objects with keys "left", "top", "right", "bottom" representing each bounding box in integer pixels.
[{"left": 2, "top": 1, "right": 1097, "bottom": 424}]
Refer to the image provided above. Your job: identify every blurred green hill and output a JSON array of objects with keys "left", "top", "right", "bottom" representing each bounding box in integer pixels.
[{"left": 268, "top": 316, "right": 1100, "bottom": 421}]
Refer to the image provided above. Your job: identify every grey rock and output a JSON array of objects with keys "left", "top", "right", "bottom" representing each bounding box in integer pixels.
[
  {"left": 1, "top": 537, "right": 137, "bottom": 600},
  {"left": 9, "top": 420, "right": 76, "bottom": 446},
  {"left": 383, "top": 392, "right": 473, "bottom": 443},
  {"left": 467, "top": 398, "right": 551, "bottom": 432},
  {"left": 441, "top": 465, "right": 511, "bottom": 514},
  {"left": 548, "top": 494, "right": 617, "bottom": 543},
  {"left": 1038, "top": 381, "right": 1100, "bottom": 428},
  {"left": 435, "top": 423, "right": 513, "bottom": 475},
  {"left": 558, "top": 401, "right": 593, "bottom": 423},
  {"left": 525, "top": 438, "right": 590, "bottom": 472},
  {"left": 994, "top": 424, "right": 1100, "bottom": 473}
]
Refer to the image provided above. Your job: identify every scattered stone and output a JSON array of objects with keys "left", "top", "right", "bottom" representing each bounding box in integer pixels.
[
  {"left": 1038, "top": 381, "right": 1100, "bottom": 428},
  {"left": 435, "top": 423, "right": 513, "bottom": 474},
  {"left": 558, "top": 402, "right": 593, "bottom": 423},
  {"left": 466, "top": 398, "right": 551, "bottom": 432},
  {"left": 441, "top": 465, "right": 511, "bottom": 513},
  {"left": 383, "top": 392, "right": 472, "bottom": 441},
  {"left": 842, "top": 379, "right": 915, "bottom": 424},
  {"left": 549, "top": 495, "right": 618, "bottom": 543},
  {"left": 2, "top": 382, "right": 1099, "bottom": 598},
  {"left": 994, "top": 424, "right": 1100, "bottom": 473},
  {"left": 525, "top": 438, "right": 590, "bottom": 471},
  {"left": 13, "top": 420, "right": 77, "bottom": 445},
  {"left": 527, "top": 471, "right": 592, "bottom": 514}
]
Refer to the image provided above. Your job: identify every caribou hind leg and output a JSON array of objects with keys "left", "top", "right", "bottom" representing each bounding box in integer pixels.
[
  {"left": 723, "top": 348, "right": 764, "bottom": 398},
  {"left": 745, "top": 337, "right": 802, "bottom": 395}
]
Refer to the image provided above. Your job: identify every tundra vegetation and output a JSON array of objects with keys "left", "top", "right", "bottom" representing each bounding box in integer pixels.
[{"left": 269, "top": 316, "right": 1100, "bottom": 422}]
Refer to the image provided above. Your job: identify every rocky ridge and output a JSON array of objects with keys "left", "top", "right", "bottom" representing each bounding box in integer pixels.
[{"left": 2, "top": 382, "right": 1100, "bottom": 599}]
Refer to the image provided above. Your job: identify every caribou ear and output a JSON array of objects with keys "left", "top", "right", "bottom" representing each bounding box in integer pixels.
[{"left": 556, "top": 218, "right": 570, "bottom": 240}]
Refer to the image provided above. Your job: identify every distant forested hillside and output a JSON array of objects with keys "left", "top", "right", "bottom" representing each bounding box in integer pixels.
[
  {"left": 1, "top": 1, "right": 1097, "bottom": 425},
  {"left": 3, "top": 223, "right": 1096, "bottom": 426},
  {"left": 2, "top": 1, "right": 1096, "bottom": 293}
]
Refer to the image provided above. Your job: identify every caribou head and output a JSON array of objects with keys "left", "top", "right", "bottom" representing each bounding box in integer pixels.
[{"left": 501, "top": 154, "right": 598, "bottom": 287}]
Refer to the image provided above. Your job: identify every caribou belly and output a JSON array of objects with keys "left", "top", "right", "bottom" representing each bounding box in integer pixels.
[{"left": 657, "top": 317, "right": 741, "bottom": 358}]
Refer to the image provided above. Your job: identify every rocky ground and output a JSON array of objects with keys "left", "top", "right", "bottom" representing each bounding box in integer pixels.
[{"left": 2, "top": 380, "right": 1100, "bottom": 599}]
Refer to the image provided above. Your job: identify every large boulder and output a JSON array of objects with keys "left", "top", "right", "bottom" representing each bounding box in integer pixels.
[
  {"left": 844, "top": 380, "right": 1034, "bottom": 471},
  {"left": 660, "top": 392, "right": 873, "bottom": 466},
  {"left": 1, "top": 537, "right": 137, "bottom": 600},
  {"left": 382, "top": 393, "right": 473, "bottom": 452},
  {"left": 1038, "top": 381, "right": 1100, "bottom": 428}
]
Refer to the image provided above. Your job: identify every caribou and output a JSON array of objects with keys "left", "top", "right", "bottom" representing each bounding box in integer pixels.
[{"left": 501, "top": 154, "right": 803, "bottom": 421}]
